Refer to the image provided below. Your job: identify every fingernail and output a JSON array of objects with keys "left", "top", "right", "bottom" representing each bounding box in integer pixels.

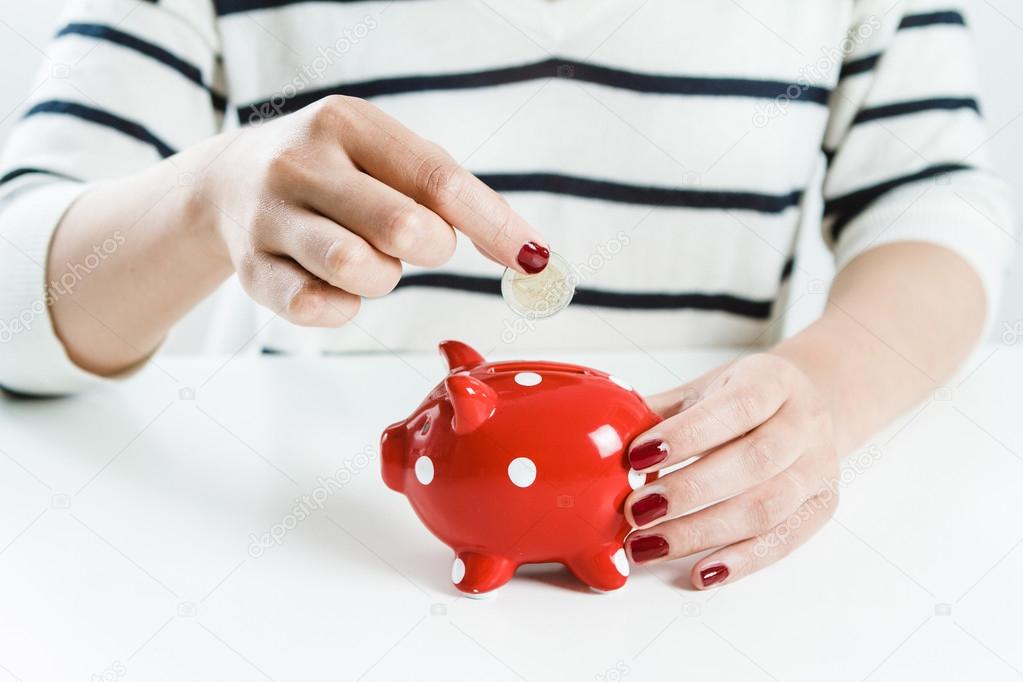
[
  {"left": 699, "top": 564, "right": 729, "bottom": 587},
  {"left": 630, "top": 494, "right": 668, "bottom": 526},
  {"left": 628, "top": 535, "right": 669, "bottom": 563},
  {"left": 629, "top": 439, "right": 668, "bottom": 470},
  {"left": 517, "top": 241, "right": 550, "bottom": 274}
]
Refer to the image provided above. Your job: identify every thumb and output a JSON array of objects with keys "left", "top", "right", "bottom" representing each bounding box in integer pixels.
[{"left": 643, "top": 363, "right": 731, "bottom": 418}]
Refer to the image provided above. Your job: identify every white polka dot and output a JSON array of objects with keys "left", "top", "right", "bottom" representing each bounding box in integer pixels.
[
  {"left": 414, "top": 456, "right": 434, "bottom": 485},
  {"left": 613, "top": 548, "right": 630, "bottom": 577},
  {"left": 464, "top": 589, "right": 498, "bottom": 600},
  {"left": 628, "top": 469, "right": 646, "bottom": 490},
  {"left": 451, "top": 557, "right": 466, "bottom": 584},
  {"left": 609, "top": 375, "right": 633, "bottom": 392},
  {"left": 507, "top": 457, "right": 537, "bottom": 488},
  {"left": 514, "top": 372, "right": 542, "bottom": 387}
]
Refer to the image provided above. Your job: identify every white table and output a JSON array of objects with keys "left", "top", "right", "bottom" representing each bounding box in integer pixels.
[{"left": 1, "top": 347, "right": 1021, "bottom": 681}]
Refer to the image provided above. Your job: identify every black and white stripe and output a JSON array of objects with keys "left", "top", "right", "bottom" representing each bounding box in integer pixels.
[
  {"left": 0, "top": 0, "right": 1009, "bottom": 384},
  {"left": 477, "top": 173, "right": 804, "bottom": 214},
  {"left": 826, "top": 163, "right": 974, "bottom": 241},
  {"left": 56, "top": 23, "right": 228, "bottom": 111},
  {"left": 394, "top": 272, "right": 777, "bottom": 318},
  {"left": 23, "top": 100, "right": 177, "bottom": 158},
  {"left": 238, "top": 57, "right": 832, "bottom": 124}
]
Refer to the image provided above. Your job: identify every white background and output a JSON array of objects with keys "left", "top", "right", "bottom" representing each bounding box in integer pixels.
[
  {"left": 2, "top": 1, "right": 1021, "bottom": 342},
  {"left": 3, "top": 348, "right": 1023, "bottom": 681}
]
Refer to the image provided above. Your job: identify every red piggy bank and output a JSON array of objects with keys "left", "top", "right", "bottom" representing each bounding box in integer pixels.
[{"left": 381, "top": 340, "right": 660, "bottom": 596}]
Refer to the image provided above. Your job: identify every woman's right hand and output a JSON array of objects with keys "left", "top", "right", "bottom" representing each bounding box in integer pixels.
[{"left": 197, "top": 95, "right": 549, "bottom": 327}]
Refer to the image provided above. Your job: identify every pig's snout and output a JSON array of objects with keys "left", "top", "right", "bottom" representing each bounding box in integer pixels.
[{"left": 381, "top": 421, "right": 407, "bottom": 492}]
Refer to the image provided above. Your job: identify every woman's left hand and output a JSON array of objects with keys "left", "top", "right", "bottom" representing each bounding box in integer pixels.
[{"left": 624, "top": 352, "right": 841, "bottom": 588}]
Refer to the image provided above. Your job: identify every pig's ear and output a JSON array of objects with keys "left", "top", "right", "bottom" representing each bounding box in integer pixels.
[
  {"left": 439, "top": 340, "right": 485, "bottom": 373},
  {"left": 445, "top": 375, "right": 497, "bottom": 435}
]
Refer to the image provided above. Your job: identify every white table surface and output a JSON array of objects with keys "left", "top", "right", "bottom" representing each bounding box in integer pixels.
[{"left": 1, "top": 346, "right": 1022, "bottom": 682}]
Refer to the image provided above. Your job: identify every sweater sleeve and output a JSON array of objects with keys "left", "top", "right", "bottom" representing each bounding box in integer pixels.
[
  {"left": 822, "top": 0, "right": 1015, "bottom": 328},
  {"left": 0, "top": 0, "right": 224, "bottom": 395}
]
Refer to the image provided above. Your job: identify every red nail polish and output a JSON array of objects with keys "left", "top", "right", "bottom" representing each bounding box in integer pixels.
[
  {"left": 628, "top": 535, "right": 669, "bottom": 563},
  {"left": 631, "top": 494, "right": 668, "bottom": 526},
  {"left": 629, "top": 439, "right": 668, "bottom": 470},
  {"left": 699, "top": 564, "right": 729, "bottom": 587},
  {"left": 517, "top": 242, "right": 550, "bottom": 274}
]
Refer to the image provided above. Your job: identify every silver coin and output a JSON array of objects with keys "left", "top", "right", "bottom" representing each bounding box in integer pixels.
[{"left": 501, "top": 251, "right": 575, "bottom": 319}]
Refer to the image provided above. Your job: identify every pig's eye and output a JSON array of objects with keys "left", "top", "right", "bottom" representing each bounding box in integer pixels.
[{"left": 419, "top": 417, "right": 431, "bottom": 435}]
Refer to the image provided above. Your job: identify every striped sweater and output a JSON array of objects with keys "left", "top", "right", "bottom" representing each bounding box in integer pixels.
[{"left": 0, "top": 0, "right": 1014, "bottom": 393}]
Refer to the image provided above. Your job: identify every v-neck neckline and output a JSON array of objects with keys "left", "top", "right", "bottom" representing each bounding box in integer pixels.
[{"left": 475, "top": 0, "right": 643, "bottom": 57}]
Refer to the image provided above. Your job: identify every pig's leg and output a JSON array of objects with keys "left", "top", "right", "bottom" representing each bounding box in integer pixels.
[
  {"left": 567, "top": 544, "right": 630, "bottom": 592},
  {"left": 452, "top": 552, "right": 516, "bottom": 597}
]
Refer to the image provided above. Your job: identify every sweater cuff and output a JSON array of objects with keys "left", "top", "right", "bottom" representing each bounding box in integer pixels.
[
  {"left": 0, "top": 181, "right": 108, "bottom": 395},
  {"left": 832, "top": 174, "right": 1015, "bottom": 335}
]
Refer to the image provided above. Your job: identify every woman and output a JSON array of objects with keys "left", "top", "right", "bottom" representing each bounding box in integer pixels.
[{"left": 0, "top": 0, "right": 1012, "bottom": 588}]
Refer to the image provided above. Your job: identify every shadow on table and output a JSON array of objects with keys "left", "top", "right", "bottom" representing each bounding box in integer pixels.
[
  {"left": 515, "top": 562, "right": 597, "bottom": 594},
  {"left": 666, "top": 553, "right": 705, "bottom": 592},
  {"left": 516, "top": 559, "right": 703, "bottom": 594}
]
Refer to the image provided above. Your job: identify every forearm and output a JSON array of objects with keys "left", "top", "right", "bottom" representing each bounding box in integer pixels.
[
  {"left": 47, "top": 137, "right": 233, "bottom": 376},
  {"left": 770, "top": 242, "right": 986, "bottom": 455}
]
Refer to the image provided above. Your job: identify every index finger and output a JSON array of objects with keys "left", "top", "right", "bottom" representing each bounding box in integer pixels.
[{"left": 337, "top": 98, "right": 550, "bottom": 274}]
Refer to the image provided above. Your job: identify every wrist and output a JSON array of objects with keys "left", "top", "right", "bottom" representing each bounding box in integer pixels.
[
  {"left": 768, "top": 317, "right": 876, "bottom": 455},
  {"left": 175, "top": 133, "right": 239, "bottom": 275},
  {"left": 768, "top": 317, "right": 847, "bottom": 383}
]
